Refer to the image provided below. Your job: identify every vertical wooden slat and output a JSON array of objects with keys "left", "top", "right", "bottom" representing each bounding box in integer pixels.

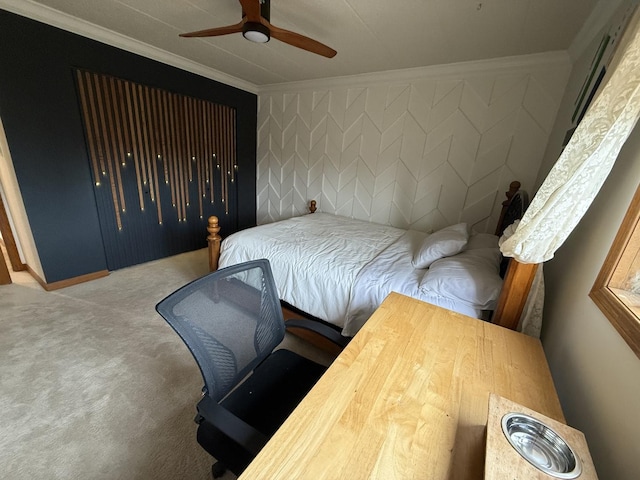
[
  {"left": 147, "top": 86, "right": 163, "bottom": 223},
  {"left": 132, "top": 84, "right": 149, "bottom": 206},
  {"left": 222, "top": 106, "right": 227, "bottom": 207},
  {"left": 227, "top": 107, "right": 233, "bottom": 211},
  {"left": 179, "top": 95, "right": 188, "bottom": 220},
  {"left": 227, "top": 107, "right": 233, "bottom": 184},
  {"left": 75, "top": 71, "right": 102, "bottom": 185},
  {"left": 116, "top": 78, "right": 132, "bottom": 164},
  {"left": 109, "top": 78, "right": 128, "bottom": 215},
  {"left": 186, "top": 96, "right": 195, "bottom": 183},
  {"left": 137, "top": 85, "right": 154, "bottom": 205},
  {"left": 205, "top": 101, "right": 213, "bottom": 205},
  {"left": 141, "top": 85, "right": 155, "bottom": 203},
  {"left": 230, "top": 108, "right": 238, "bottom": 181},
  {"left": 102, "top": 75, "right": 126, "bottom": 216},
  {"left": 166, "top": 91, "right": 176, "bottom": 211},
  {"left": 155, "top": 89, "right": 168, "bottom": 189},
  {"left": 88, "top": 73, "right": 108, "bottom": 178},
  {"left": 195, "top": 99, "right": 204, "bottom": 217},
  {"left": 167, "top": 91, "right": 179, "bottom": 213},
  {"left": 215, "top": 105, "right": 223, "bottom": 208},
  {"left": 124, "top": 81, "right": 145, "bottom": 211},
  {"left": 85, "top": 73, "right": 107, "bottom": 182},
  {"left": 209, "top": 103, "right": 216, "bottom": 204},
  {"left": 180, "top": 97, "right": 189, "bottom": 217},
  {"left": 174, "top": 94, "right": 185, "bottom": 220},
  {"left": 93, "top": 73, "right": 122, "bottom": 230},
  {"left": 224, "top": 106, "right": 232, "bottom": 214}
]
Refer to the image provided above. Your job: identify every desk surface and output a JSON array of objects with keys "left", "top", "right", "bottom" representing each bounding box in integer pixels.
[{"left": 239, "top": 292, "right": 564, "bottom": 480}]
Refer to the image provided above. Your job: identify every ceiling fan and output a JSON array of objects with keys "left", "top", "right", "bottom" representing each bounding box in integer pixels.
[{"left": 180, "top": 0, "right": 337, "bottom": 58}]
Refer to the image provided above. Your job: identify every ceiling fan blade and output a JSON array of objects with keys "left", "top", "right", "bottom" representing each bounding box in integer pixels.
[
  {"left": 180, "top": 21, "right": 245, "bottom": 38},
  {"left": 238, "top": 0, "right": 262, "bottom": 23},
  {"left": 269, "top": 24, "right": 337, "bottom": 58}
]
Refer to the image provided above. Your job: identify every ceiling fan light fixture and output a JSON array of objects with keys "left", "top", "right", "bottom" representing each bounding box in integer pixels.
[
  {"left": 242, "top": 22, "right": 270, "bottom": 43},
  {"left": 180, "top": 0, "right": 335, "bottom": 57}
]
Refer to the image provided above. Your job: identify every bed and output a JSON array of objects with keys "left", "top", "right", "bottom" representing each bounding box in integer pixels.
[{"left": 206, "top": 182, "right": 538, "bottom": 337}]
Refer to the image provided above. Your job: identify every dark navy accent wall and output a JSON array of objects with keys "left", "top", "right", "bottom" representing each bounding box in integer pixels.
[{"left": 0, "top": 10, "right": 257, "bottom": 283}]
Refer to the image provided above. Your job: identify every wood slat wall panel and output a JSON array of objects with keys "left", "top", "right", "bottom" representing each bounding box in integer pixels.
[
  {"left": 74, "top": 69, "right": 237, "bottom": 270},
  {"left": 75, "top": 69, "right": 237, "bottom": 227}
]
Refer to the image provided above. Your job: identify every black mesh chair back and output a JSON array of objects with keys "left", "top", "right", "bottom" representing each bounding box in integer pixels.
[
  {"left": 156, "top": 259, "right": 340, "bottom": 477},
  {"left": 157, "top": 259, "right": 284, "bottom": 402}
]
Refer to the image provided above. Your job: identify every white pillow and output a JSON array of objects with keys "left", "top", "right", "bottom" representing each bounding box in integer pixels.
[
  {"left": 419, "top": 247, "right": 503, "bottom": 309},
  {"left": 412, "top": 223, "right": 469, "bottom": 269}
]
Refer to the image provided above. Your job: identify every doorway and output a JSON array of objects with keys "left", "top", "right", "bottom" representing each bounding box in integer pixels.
[{"left": 0, "top": 190, "right": 25, "bottom": 284}]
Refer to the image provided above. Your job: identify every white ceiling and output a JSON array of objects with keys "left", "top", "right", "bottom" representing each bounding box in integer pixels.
[{"left": 3, "top": 0, "right": 600, "bottom": 89}]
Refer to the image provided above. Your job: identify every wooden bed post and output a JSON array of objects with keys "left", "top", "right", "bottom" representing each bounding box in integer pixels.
[
  {"left": 207, "top": 216, "right": 221, "bottom": 272},
  {"left": 492, "top": 259, "right": 538, "bottom": 330},
  {"left": 495, "top": 181, "right": 521, "bottom": 236}
]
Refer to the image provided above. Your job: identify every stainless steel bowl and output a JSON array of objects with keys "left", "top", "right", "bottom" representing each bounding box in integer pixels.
[{"left": 501, "top": 413, "right": 582, "bottom": 479}]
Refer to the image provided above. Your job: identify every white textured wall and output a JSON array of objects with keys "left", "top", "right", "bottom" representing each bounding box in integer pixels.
[{"left": 257, "top": 53, "right": 570, "bottom": 233}]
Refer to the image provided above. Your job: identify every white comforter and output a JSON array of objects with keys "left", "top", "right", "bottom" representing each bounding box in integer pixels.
[
  {"left": 219, "top": 213, "right": 483, "bottom": 336},
  {"left": 346, "top": 229, "right": 482, "bottom": 335}
]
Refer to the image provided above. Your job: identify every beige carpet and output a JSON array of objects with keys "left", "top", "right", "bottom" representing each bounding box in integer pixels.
[{"left": 0, "top": 249, "right": 335, "bottom": 480}]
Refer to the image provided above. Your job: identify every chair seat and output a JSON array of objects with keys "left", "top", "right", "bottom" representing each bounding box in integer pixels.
[{"left": 196, "top": 349, "right": 327, "bottom": 475}]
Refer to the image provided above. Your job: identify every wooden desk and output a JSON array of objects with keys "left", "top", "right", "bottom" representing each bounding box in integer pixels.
[{"left": 239, "top": 292, "right": 564, "bottom": 479}]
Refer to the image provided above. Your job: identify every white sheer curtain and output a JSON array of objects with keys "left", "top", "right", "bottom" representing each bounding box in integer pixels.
[{"left": 501, "top": 8, "right": 640, "bottom": 264}]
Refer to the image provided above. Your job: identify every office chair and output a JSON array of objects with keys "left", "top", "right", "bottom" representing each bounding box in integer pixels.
[{"left": 156, "top": 259, "right": 348, "bottom": 478}]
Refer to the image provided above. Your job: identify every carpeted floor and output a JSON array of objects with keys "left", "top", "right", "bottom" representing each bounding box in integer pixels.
[{"left": 0, "top": 249, "right": 335, "bottom": 480}]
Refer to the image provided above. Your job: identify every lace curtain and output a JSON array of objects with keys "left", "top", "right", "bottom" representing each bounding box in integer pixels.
[{"left": 501, "top": 9, "right": 640, "bottom": 264}]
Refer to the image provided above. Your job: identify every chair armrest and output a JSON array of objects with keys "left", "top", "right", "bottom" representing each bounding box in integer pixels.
[
  {"left": 196, "top": 395, "right": 269, "bottom": 456},
  {"left": 285, "top": 318, "right": 350, "bottom": 348}
]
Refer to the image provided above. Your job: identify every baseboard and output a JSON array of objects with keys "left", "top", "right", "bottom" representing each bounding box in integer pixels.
[{"left": 26, "top": 265, "right": 109, "bottom": 291}]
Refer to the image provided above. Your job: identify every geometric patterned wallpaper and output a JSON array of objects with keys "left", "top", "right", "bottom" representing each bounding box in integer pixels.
[{"left": 257, "top": 53, "right": 570, "bottom": 233}]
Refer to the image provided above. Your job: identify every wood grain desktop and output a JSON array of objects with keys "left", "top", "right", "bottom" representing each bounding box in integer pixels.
[{"left": 239, "top": 292, "right": 564, "bottom": 480}]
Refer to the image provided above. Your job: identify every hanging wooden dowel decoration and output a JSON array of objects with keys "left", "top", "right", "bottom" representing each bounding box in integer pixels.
[
  {"left": 75, "top": 71, "right": 102, "bottom": 187},
  {"left": 124, "top": 81, "right": 145, "bottom": 212},
  {"left": 108, "top": 76, "right": 127, "bottom": 214},
  {"left": 101, "top": 75, "right": 126, "bottom": 215},
  {"left": 145, "top": 86, "right": 162, "bottom": 224},
  {"left": 75, "top": 69, "right": 236, "bottom": 229}
]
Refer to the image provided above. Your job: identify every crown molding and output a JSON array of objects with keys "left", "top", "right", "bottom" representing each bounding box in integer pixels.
[
  {"left": 257, "top": 51, "right": 571, "bottom": 94},
  {"left": 0, "top": 0, "right": 259, "bottom": 94}
]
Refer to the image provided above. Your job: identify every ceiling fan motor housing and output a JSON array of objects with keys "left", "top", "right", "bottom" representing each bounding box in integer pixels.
[
  {"left": 242, "top": 0, "right": 270, "bottom": 43},
  {"left": 243, "top": 22, "right": 270, "bottom": 43}
]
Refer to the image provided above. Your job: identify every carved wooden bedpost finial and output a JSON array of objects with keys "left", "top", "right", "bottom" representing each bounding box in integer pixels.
[
  {"left": 505, "top": 181, "right": 521, "bottom": 205},
  {"left": 207, "top": 216, "right": 221, "bottom": 272},
  {"left": 309, "top": 200, "right": 317, "bottom": 214},
  {"left": 495, "top": 181, "right": 522, "bottom": 236}
]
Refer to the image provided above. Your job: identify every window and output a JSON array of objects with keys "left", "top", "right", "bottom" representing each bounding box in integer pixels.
[{"left": 590, "top": 182, "right": 640, "bottom": 358}]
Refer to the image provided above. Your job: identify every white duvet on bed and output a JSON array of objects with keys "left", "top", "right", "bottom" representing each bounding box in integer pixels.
[
  {"left": 219, "top": 213, "right": 501, "bottom": 336},
  {"left": 219, "top": 213, "right": 405, "bottom": 330},
  {"left": 343, "top": 230, "right": 483, "bottom": 336}
]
